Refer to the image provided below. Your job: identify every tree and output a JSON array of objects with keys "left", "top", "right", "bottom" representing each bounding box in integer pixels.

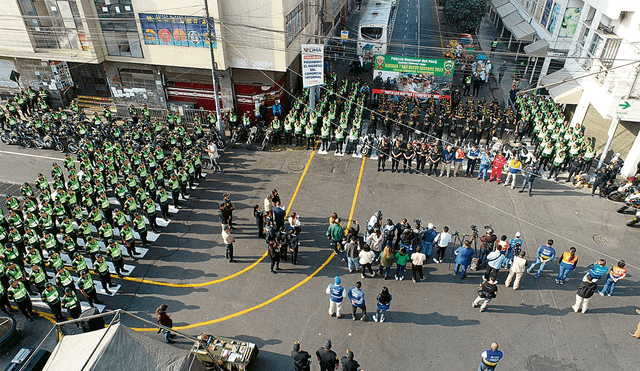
[{"left": 442, "top": 0, "right": 489, "bottom": 34}]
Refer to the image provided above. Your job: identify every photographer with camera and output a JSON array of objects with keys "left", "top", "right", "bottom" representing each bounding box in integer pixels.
[
  {"left": 479, "top": 227, "right": 497, "bottom": 267},
  {"left": 473, "top": 275, "right": 498, "bottom": 312}
]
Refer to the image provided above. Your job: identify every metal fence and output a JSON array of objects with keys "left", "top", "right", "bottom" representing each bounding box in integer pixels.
[{"left": 98, "top": 103, "right": 216, "bottom": 125}]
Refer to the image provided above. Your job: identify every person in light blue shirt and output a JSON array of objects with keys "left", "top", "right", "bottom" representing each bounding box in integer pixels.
[
  {"left": 527, "top": 239, "right": 556, "bottom": 278},
  {"left": 347, "top": 281, "right": 366, "bottom": 321},
  {"left": 584, "top": 259, "right": 608, "bottom": 282},
  {"left": 477, "top": 151, "right": 492, "bottom": 181},
  {"left": 454, "top": 241, "right": 475, "bottom": 279},
  {"left": 465, "top": 145, "right": 480, "bottom": 177},
  {"left": 484, "top": 248, "right": 506, "bottom": 281}
]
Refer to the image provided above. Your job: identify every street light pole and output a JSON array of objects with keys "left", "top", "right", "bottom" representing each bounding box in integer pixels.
[{"left": 204, "top": 0, "right": 224, "bottom": 138}]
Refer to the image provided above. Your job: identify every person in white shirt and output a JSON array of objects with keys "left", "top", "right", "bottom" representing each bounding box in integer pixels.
[
  {"left": 206, "top": 141, "right": 223, "bottom": 174},
  {"left": 358, "top": 245, "right": 376, "bottom": 278},
  {"left": 288, "top": 212, "right": 301, "bottom": 233},
  {"left": 433, "top": 226, "right": 452, "bottom": 263},
  {"left": 410, "top": 250, "right": 427, "bottom": 283},
  {"left": 366, "top": 229, "right": 384, "bottom": 261},
  {"left": 505, "top": 251, "right": 527, "bottom": 290},
  {"left": 503, "top": 157, "right": 522, "bottom": 189},
  {"left": 221, "top": 225, "right": 235, "bottom": 262}
]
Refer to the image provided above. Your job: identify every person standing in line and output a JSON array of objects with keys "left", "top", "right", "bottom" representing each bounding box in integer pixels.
[
  {"left": 465, "top": 145, "right": 480, "bottom": 177},
  {"left": 7, "top": 279, "right": 36, "bottom": 321},
  {"left": 316, "top": 340, "right": 339, "bottom": 371},
  {"left": 433, "top": 226, "right": 452, "bottom": 263},
  {"left": 478, "top": 342, "right": 504, "bottom": 371},
  {"left": 156, "top": 304, "right": 175, "bottom": 343},
  {"left": 477, "top": 150, "right": 492, "bottom": 181},
  {"left": 473, "top": 275, "right": 498, "bottom": 312},
  {"left": 326, "top": 276, "right": 347, "bottom": 318},
  {"left": 454, "top": 240, "right": 475, "bottom": 279},
  {"left": 411, "top": 248, "right": 427, "bottom": 283},
  {"left": 291, "top": 341, "right": 311, "bottom": 371},
  {"left": 373, "top": 287, "right": 392, "bottom": 323},
  {"left": 378, "top": 245, "right": 395, "bottom": 279},
  {"left": 585, "top": 259, "right": 608, "bottom": 282},
  {"left": 223, "top": 193, "right": 236, "bottom": 228},
  {"left": 41, "top": 283, "right": 63, "bottom": 321},
  {"left": 599, "top": 260, "right": 627, "bottom": 296},
  {"left": 572, "top": 274, "right": 598, "bottom": 314},
  {"left": 527, "top": 239, "right": 556, "bottom": 278},
  {"left": 289, "top": 228, "right": 301, "bottom": 265},
  {"left": 422, "top": 223, "right": 438, "bottom": 257},
  {"left": 555, "top": 247, "right": 578, "bottom": 284},
  {"left": 340, "top": 350, "right": 360, "bottom": 371},
  {"left": 344, "top": 236, "right": 360, "bottom": 273},
  {"left": 503, "top": 156, "right": 522, "bottom": 189},
  {"left": 505, "top": 251, "right": 527, "bottom": 290},
  {"left": 221, "top": 225, "right": 235, "bottom": 263},
  {"left": 518, "top": 164, "right": 539, "bottom": 196},
  {"left": 348, "top": 281, "right": 366, "bottom": 321},
  {"left": 440, "top": 145, "right": 455, "bottom": 177}
]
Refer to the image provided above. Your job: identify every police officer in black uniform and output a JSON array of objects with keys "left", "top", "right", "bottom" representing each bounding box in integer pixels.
[{"left": 291, "top": 341, "right": 311, "bottom": 371}]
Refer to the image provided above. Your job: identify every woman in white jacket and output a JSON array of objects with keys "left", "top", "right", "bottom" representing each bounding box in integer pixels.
[{"left": 359, "top": 245, "right": 376, "bottom": 278}]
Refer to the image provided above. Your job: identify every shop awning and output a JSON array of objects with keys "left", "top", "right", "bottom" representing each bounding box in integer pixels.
[
  {"left": 541, "top": 68, "right": 583, "bottom": 104},
  {"left": 496, "top": 2, "right": 517, "bottom": 18},
  {"left": 510, "top": 21, "right": 536, "bottom": 41},
  {"left": 524, "top": 39, "right": 550, "bottom": 56},
  {"left": 491, "top": 0, "right": 510, "bottom": 9}
]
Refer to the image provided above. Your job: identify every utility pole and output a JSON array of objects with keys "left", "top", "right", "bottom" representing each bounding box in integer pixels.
[{"left": 204, "top": 0, "right": 224, "bottom": 139}]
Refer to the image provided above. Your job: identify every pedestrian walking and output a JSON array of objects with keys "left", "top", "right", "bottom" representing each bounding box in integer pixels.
[
  {"left": 454, "top": 240, "right": 475, "bottom": 279},
  {"left": 555, "top": 247, "right": 578, "bottom": 284},
  {"left": 156, "top": 304, "right": 175, "bottom": 343},
  {"left": 348, "top": 281, "right": 366, "bottom": 321},
  {"left": 473, "top": 275, "right": 498, "bottom": 312},
  {"left": 340, "top": 350, "right": 360, "bottom": 371},
  {"left": 572, "top": 275, "right": 597, "bottom": 314},
  {"left": 316, "top": 340, "right": 339, "bottom": 371},
  {"left": 62, "top": 287, "right": 81, "bottom": 319},
  {"left": 291, "top": 341, "right": 311, "bottom": 371},
  {"left": 93, "top": 254, "right": 116, "bottom": 295},
  {"left": 599, "top": 260, "right": 626, "bottom": 296},
  {"left": 527, "top": 239, "right": 555, "bottom": 278},
  {"left": 505, "top": 251, "right": 527, "bottom": 290},
  {"left": 433, "top": 226, "right": 452, "bottom": 263},
  {"left": 221, "top": 225, "right": 235, "bottom": 262},
  {"left": 411, "top": 249, "right": 426, "bottom": 283},
  {"left": 373, "top": 286, "right": 392, "bottom": 322},
  {"left": 326, "top": 276, "right": 347, "bottom": 318},
  {"left": 478, "top": 342, "right": 503, "bottom": 371},
  {"left": 490, "top": 38, "right": 499, "bottom": 57}
]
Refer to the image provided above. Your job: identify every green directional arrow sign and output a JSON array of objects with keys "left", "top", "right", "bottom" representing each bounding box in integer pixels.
[{"left": 619, "top": 101, "right": 631, "bottom": 110}]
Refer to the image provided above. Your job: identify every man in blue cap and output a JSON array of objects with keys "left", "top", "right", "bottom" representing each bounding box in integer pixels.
[{"left": 326, "top": 276, "right": 347, "bottom": 318}]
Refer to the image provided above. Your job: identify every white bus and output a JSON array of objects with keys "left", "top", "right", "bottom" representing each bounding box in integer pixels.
[{"left": 357, "top": 0, "right": 393, "bottom": 57}]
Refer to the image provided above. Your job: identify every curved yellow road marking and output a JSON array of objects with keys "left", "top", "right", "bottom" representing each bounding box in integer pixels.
[
  {"left": 113, "top": 143, "right": 319, "bottom": 288},
  {"left": 132, "top": 156, "right": 366, "bottom": 331}
]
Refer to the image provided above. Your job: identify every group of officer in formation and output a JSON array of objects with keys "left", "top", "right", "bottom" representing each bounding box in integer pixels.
[
  {"left": 262, "top": 72, "right": 370, "bottom": 153},
  {"left": 1, "top": 96, "right": 207, "bottom": 323}
]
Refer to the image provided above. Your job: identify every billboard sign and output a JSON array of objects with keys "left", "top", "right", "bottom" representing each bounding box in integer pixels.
[
  {"left": 371, "top": 55, "right": 455, "bottom": 99},
  {"left": 140, "top": 13, "right": 216, "bottom": 48},
  {"left": 301, "top": 44, "right": 324, "bottom": 88}
]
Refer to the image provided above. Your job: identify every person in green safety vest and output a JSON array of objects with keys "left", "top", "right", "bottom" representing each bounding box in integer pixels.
[
  {"left": 42, "top": 282, "right": 64, "bottom": 322},
  {"left": 305, "top": 123, "right": 315, "bottom": 150},
  {"left": 8, "top": 279, "right": 37, "bottom": 321},
  {"left": 63, "top": 287, "right": 81, "bottom": 319},
  {"left": 157, "top": 188, "right": 170, "bottom": 221},
  {"left": 334, "top": 126, "right": 345, "bottom": 154},
  {"left": 28, "top": 264, "right": 47, "bottom": 294},
  {"left": 107, "top": 240, "right": 128, "bottom": 278},
  {"left": 0, "top": 280, "right": 18, "bottom": 314},
  {"left": 548, "top": 149, "right": 566, "bottom": 181},
  {"left": 93, "top": 254, "right": 116, "bottom": 295},
  {"left": 143, "top": 197, "right": 159, "bottom": 232},
  {"left": 133, "top": 213, "right": 149, "bottom": 247},
  {"left": 271, "top": 117, "right": 282, "bottom": 146},
  {"left": 283, "top": 116, "right": 293, "bottom": 146},
  {"left": 77, "top": 270, "right": 103, "bottom": 307},
  {"left": 120, "top": 222, "right": 139, "bottom": 259},
  {"left": 320, "top": 122, "right": 331, "bottom": 152}
]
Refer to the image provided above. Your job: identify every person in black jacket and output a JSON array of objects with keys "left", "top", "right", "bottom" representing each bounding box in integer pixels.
[
  {"left": 289, "top": 228, "right": 300, "bottom": 265},
  {"left": 316, "top": 339, "right": 339, "bottom": 371},
  {"left": 573, "top": 274, "right": 598, "bottom": 314},
  {"left": 291, "top": 341, "right": 311, "bottom": 371},
  {"left": 473, "top": 275, "right": 498, "bottom": 312},
  {"left": 340, "top": 350, "right": 360, "bottom": 371},
  {"left": 268, "top": 240, "right": 280, "bottom": 274}
]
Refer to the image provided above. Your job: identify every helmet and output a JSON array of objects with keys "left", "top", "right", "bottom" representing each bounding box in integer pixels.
[
  {"left": 375, "top": 211, "right": 382, "bottom": 218},
  {"left": 486, "top": 228, "right": 494, "bottom": 234},
  {"left": 515, "top": 231, "right": 521, "bottom": 237},
  {"left": 65, "top": 287, "right": 73, "bottom": 293},
  {"left": 428, "top": 223, "right": 434, "bottom": 229}
]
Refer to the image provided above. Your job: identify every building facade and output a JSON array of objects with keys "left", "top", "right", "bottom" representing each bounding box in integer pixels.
[{"left": 0, "top": 0, "right": 347, "bottom": 120}]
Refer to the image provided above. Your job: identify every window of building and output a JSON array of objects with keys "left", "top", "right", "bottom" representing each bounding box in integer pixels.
[
  {"left": 118, "top": 68, "right": 157, "bottom": 90},
  {"left": 285, "top": 2, "right": 308, "bottom": 46},
  {"left": 578, "top": 25, "right": 590, "bottom": 47},
  {"left": 94, "top": 0, "right": 143, "bottom": 58},
  {"left": 587, "top": 33, "right": 602, "bottom": 56},
  {"left": 17, "top": 0, "right": 85, "bottom": 50}
]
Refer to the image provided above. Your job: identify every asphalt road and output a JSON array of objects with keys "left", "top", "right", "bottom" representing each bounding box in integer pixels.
[
  {"left": 1, "top": 138, "right": 639, "bottom": 371},
  {"left": 388, "top": 0, "right": 443, "bottom": 59}
]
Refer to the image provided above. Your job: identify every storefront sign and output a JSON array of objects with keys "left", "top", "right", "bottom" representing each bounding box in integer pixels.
[
  {"left": 301, "top": 44, "right": 324, "bottom": 88},
  {"left": 371, "top": 55, "right": 455, "bottom": 99},
  {"left": 140, "top": 13, "right": 216, "bottom": 48}
]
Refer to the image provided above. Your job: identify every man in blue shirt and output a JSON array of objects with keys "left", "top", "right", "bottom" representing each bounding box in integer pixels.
[
  {"left": 527, "top": 239, "right": 556, "bottom": 278},
  {"left": 465, "top": 145, "right": 480, "bottom": 177},
  {"left": 326, "top": 276, "right": 347, "bottom": 318},
  {"left": 519, "top": 164, "right": 539, "bottom": 196},
  {"left": 272, "top": 100, "right": 282, "bottom": 120},
  {"left": 478, "top": 342, "right": 504, "bottom": 371},
  {"left": 454, "top": 241, "right": 475, "bottom": 279},
  {"left": 347, "top": 281, "right": 366, "bottom": 321},
  {"left": 422, "top": 223, "right": 438, "bottom": 256},
  {"left": 440, "top": 145, "right": 455, "bottom": 177}
]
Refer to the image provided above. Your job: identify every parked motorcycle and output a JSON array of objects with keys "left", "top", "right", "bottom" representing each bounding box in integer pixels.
[
  {"left": 246, "top": 126, "right": 260, "bottom": 150},
  {"left": 617, "top": 191, "right": 640, "bottom": 226},
  {"left": 608, "top": 180, "right": 639, "bottom": 202},
  {"left": 261, "top": 127, "right": 273, "bottom": 151},
  {"left": 1, "top": 129, "right": 32, "bottom": 147}
]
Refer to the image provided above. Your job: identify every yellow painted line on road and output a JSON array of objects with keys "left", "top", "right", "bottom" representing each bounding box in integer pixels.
[
  {"left": 131, "top": 154, "right": 366, "bottom": 332},
  {"left": 116, "top": 143, "right": 320, "bottom": 288}
]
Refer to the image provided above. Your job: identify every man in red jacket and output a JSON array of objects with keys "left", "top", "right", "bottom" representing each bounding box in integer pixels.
[{"left": 489, "top": 153, "right": 507, "bottom": 184}]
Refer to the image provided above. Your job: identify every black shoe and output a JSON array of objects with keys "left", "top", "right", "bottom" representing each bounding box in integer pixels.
[
  {"left": 166, "top": 340, "right": 175, "bottom": 344},
  {"left": 118, "top": 272, "right": 124, "bottom": 278},
  {"left": 104, "top": 290, "right": 112, "bottom": 295},
  {"left": 95, "top": 300, "right": 104, "bottom": 304},
  {"left": 121, "top": 269, "right": 129, "bottom": 273},
  {"left": 271, "top": 270, "right": 277, "bottom": 274}
]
